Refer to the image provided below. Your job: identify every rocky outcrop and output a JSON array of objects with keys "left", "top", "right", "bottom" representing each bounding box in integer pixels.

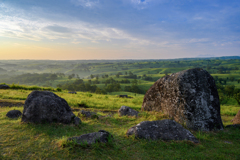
[
  {"left": 231, "top": 109, "right": 240, "bottom": 124},
  {"left": 6, "top": 110, "right": 22, "bottom": 118},
  {"left": 0, "top": 85, "right": 10, "bottom": 89},
  {"left": 118, "top": 106, "right": 138, "bottom": 117},
  {"left": 67, "top": 130, "right": 113, "bottom": 145},
  {"left": 142, "top": 68, "right": 223, "bottom": 131},
  {"left": 126, "top": 119, "right": 199, "bottom": 143},
  {"left": 22, "top": 91, "right": 76, "bottom": 124}
]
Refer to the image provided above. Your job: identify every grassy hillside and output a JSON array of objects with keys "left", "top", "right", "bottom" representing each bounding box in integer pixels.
[{"left": 0, "top": 89, "right": 240, "bottom": 159}]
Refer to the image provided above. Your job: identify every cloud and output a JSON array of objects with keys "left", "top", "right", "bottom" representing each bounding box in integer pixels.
[
  {"left": 44, "top": 25, "right": 73, "bottom": 33},
  {"left": 70, "top": 0, "right": 99, "bottom": 8},
  {"left": 197, "top": 54, "right": 215, "bottom": 57},
  {"left": 0, "top": 3, "right": 159, "bottom": 46},
  {"left": 189, "top": 38, "right": 209, "bottom": 43}
]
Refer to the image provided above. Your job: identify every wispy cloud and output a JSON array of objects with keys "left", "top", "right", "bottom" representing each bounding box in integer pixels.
[
  {"left": 70, "top": 0, "right": 99, "bottom": 8},
  {"left": 0, "top": 3, "right": 158, "bottom": 46}
]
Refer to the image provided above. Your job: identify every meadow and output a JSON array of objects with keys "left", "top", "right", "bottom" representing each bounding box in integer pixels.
[
  {"left": 0, "top": 89, "right": 239, "bottom": 159},
  {"left": 0, "top": 57, "right": 240, "bottom": 159}
]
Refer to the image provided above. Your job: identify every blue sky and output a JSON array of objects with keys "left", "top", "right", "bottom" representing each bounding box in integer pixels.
[{"left": 0, "top": 0, "right": 239, "bottom": 59}]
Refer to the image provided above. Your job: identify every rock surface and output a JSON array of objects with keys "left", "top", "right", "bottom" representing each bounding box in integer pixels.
[
  {"left": 118, "top": 106, "right": 138, "bottom": 117},
  {"left": 6, "top": 110, "right": 22, "bottom": 118},
  {"left": 126, "top": 119, "right": 199, "bottom": 143},
  {"left": 74, "top": 117, "right": 81, "bottom": 126},
  {"left": 0, "top": 85, "right": 10, "bottom": 89},
  {"left": 78, "top": 110, "right": 98, "bottom": 119},
  {"left": 68, "top": 91, "right": 77, "bottom": 94},
  {"left": 22, "top": 91, "right": 75, "bottom": 124},
  {"left": 231, "top": 109, "right": 240, "bottom": 124},
  {"left": 142, "top": 68, "right": 223, "bottom": 131},
  {"left": 67, "top": 130, "right": 113, "bottom": 145}
]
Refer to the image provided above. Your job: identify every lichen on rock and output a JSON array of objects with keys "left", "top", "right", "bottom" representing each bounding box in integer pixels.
[{"left": 142, "top": 68, "right": 224, "bottom": 131}]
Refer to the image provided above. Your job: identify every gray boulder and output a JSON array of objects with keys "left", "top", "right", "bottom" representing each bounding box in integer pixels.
[
  {"left": 126, "top": 119, "right": 199, "bottom": 143},
  {"left": 6, "top": 110, "right": 22, "bottom": 118},
  {"left": 142, "top": 68, "right": 223, "bottom": 131},
  {"left": 67, "top": 130, "right": 113, "bottom": 145},
  {"left": 22, "top": 91, "right": 75, "bottom": 124},
  {"left": 118, "top": 106, "right": 138, "bottom": 117},
  {"left": 0, "top": 85, "right": 10, "bottom": 89}
]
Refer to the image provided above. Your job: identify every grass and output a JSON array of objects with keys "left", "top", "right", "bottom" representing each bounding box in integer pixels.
[{"left": 0, "top": 89, "right": 240, "bottom": 159}]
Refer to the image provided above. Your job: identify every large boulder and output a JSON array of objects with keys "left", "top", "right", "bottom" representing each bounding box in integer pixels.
[
  {"left": 118, "top": 106, "right": 138, "bottom": 117},
  {"left": 67, "top": 130, "right": 113, "bottom": 145},
  {"left": 0, "top": 85, "right": 10, "bottom": 89},
  {"left": 231, "top": 109, "right": 240, "bottom": 124},
  {"left": 22, "top": 91, "right": 75, "bottom": 124},
  {"left": 126, "top": 119, "right": 199, "bottom": 143},
  {"left": 6, "top": 110, "right": 22, "bottom": 118},
  {"left": 142, "top": 68, "right": 223, "bottom": 131}
]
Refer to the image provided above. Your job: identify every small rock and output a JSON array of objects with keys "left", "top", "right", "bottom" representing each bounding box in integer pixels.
[
  {"left": 0, "top": 85, "right": 10, "bottom": 89},
  {"left": 74, "top": 117, "right": 81, "bottom": 126},
  {"left": 67, "top": 130, "right": 113, "bottom": 145},
  {"left": 6, "top": 110, "right": 22, "bottom": 118},
  {"left": 78, "top": 110, "right": 98, "bottom": 119},
  {"left": 68, "top": 91, "right": 77, "bottom": 94},
  {"left": 224, "top": 141, "right": 232, "bottom": 144},
  {"left": 126, "top": 119, "right": 199, "bottom": 143},
  {"left": 118, "top": 106, "right": 138, "bottom": 117},
  {"left": 118, "top": 95, "right": 128, "bottom": 98}
]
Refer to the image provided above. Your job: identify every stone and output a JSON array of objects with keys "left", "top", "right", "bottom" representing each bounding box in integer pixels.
[
  {"left": 78, "top": 110, "right": 98, "bottom": 119},
  {"left": 22, "top": 91, "right": 75, "bottom": 124},
  {"left": 126, "top": 119, "right": 199, "bottom": 143},
  {"left": 74, "top": 117, "right": 81, "bottom": 126},
  {"left": 118, "top": 106, "right": 138, "bottom": 117},
  {"left": 67, "top": 130, "right": 113, "bottom": 145},
  {"left": 0, "top": 85, "right": 10, "bottom": 89},
  {"left": 231, "top": 109, "right": 240, "bottom": 124},
  {"left": 6, "top": 110, "right": 22, "bottom": 118},
  {"left": 118, "top": 95, "right": 128, "bottom": 98},
  {"left": 142, "top": 68, "right": 223, "bottom": 131},
  {"left": 68, "top": 91, "right": 77, "bottom": 94},
  {"left": 225, "top": 124, "right": 240, "bottom": 129}
]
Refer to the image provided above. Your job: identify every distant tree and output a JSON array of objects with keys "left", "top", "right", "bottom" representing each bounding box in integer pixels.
[
  {"left": 233, "top": 88, "right": 240, "bottom": 105},
  {"left": 88, "top": 80, "right": 92, "bottom": 84},
  {"left": 49, "top": 74, "right": 57, "bottom": 81},
  {"left": 229, "top": 76, "right": 235, "bottom": 82}
]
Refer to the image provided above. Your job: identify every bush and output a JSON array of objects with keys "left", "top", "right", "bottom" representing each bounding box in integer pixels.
[{"left": 57, "top": 87, "right": 62, "bottom": 92}]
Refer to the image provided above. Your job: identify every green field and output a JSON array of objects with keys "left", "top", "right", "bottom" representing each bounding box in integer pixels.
[
  {"left": 0, "top": 57, "right": 240, "bottom": 159},
  {"left": 0, "top": 89, "right": 239, "bottom": 159}
]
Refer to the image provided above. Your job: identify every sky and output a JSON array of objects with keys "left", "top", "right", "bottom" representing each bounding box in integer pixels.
[{"left": 0, "top": 0, "right": 239, "bottom": 60}]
